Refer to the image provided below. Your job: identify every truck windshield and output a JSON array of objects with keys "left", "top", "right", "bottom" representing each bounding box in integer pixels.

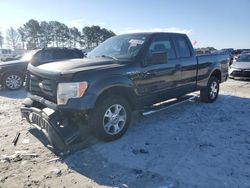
[
  {"left": 87, "top": 34, "right": 148, "bottom": 59},
  {"left": 237, "top": 54, "right": 250, "bottom": 62}
]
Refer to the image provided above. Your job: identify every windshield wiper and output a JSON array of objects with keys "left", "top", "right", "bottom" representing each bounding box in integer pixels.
[{"left": 97, "top": 55, "right": 118, "bottom": 61}]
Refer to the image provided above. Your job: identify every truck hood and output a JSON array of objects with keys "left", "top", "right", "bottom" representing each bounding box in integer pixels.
[
  {"left": 231, "top": 61, "right": 250, "bottom": 69},
  {"left": 36, "top": 58, "right": 126, "bottom": 74},
  {"left": 0, "top": 60, "right": 27, "bottom": 66}
]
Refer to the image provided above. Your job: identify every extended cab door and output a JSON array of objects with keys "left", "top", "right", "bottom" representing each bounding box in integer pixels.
[
  {"left": 173, "top": 35, "right": 197, "bottom": 93},
  {"left": 135, "top": 34, "right": 181, "bottom": 105}
]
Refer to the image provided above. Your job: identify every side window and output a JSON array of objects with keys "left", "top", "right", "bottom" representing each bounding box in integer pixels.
[
  {"left": 66, "top": 50, "right": 82, "bottom": 59},
  {"left": 53, "top": 50, "right": 65, "bottom": 59},
  {"left": 32, "top": 51, "right": 42, "bottom": 61},
  {"left": 176, "top": 37, "right": 191, "bottom": 58},
  {"left": 148, "top": 38, "right": 176, "bottom": 59},
  {"left": 41, "top": 50, "right": 53, "bottom": 61},
  {"left": 53, "top": 50, "right": 62, "bottom": 60},
  {"left": 53, "top": 50, "right": 81, "bottom": 59},
  {"left": 70, "top": 51, "right": 82, "bottom": 58}
]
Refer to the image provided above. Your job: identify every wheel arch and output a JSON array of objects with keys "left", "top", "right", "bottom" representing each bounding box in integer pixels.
[
  {"left": 2, "top": 70, "right": 25, "bottom": 78},
  {"left": 96, "top": 85, "right": 138, "bottom": 111},
  {"left": 1, "top": 71, "right": 25, "bottom": 84},
  {"left": 210, "top": 69, "right": 222, "bottom": 83}
]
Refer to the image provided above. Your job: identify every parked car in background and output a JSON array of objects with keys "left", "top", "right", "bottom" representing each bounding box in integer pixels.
[
  {"left": 229, "top": 53, "right": 250, "bottom": 79},
  {"left": 0, "top": 49, "right": 13, "bottom": 61},
  {"left": 232, "top": 49, "right": 250, "bottom": 58},
  {"left": 0, "top": 56, "right": 22, "bottom": 62},
  {"left": 0, "top": 48, "right": 84, "bottom": 90},
  {"left": 232, "top": 56, "right": 238, "bottom": 63},
  {"left": 241, "top": 50, "right": 250, "bottom": 55},
  {"left": 21, "top": 32, "right": 229, "bottom": 151},
  {"left": 0, "top": 50, "right": 39, "bottom": 90}
]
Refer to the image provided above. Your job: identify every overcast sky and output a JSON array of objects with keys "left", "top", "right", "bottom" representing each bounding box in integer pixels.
[{"left": 0, "top": 0, "right": 249, "bottom": 49}]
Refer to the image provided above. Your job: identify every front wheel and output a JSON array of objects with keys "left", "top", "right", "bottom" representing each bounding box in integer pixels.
[
  {"left": 200, "top": 76, "right": 220, "bottom": 103},
  {"left": 89, "top": 95, "right": 131, "bottom": 141}
]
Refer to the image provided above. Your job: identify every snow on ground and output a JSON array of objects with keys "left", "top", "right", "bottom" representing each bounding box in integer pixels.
[{"left": 0, "top": 79, "right": 250, "bottom": 188}]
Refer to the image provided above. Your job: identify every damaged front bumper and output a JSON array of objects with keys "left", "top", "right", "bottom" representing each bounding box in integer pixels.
[{"left": 20, "top": 99, "right": 85, "bottom": 152}]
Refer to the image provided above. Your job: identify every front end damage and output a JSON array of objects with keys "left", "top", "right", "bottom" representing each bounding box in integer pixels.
[{"left": 20, "top": 98, "right": 88, "bottom": 152}]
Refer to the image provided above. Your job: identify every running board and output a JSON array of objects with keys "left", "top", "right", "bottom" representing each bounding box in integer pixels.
[{"left": 142, "top": 95, "right": 198, "bottom": 116}]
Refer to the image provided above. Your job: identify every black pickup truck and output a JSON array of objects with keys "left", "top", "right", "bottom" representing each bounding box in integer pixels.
[{"left": 21, "top": 32, "right": 229, "bottom": 151}]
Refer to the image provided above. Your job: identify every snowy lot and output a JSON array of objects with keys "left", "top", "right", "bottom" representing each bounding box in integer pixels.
[{"left": 0, "top": 79, "right": 250, "bottom": 188}]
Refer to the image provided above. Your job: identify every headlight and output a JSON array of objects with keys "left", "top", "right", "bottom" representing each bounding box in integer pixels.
[{"left": 57, "top": 81, "right": 88, "bottom": 105}]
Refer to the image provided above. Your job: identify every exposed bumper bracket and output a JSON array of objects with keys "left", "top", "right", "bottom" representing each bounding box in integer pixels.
[{"left": 21, "top": 106, "right": 81, "bottom": 152}]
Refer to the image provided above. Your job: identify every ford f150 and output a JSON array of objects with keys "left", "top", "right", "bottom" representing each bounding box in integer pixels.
[{"left": 21, "top": 32, "right": 229, "bottom": 151}]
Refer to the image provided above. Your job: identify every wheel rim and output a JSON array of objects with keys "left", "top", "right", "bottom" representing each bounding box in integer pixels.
[
  {"left": 210, "top": 81, "right": 218, "bottom": 100},
  {"left": 5, "top": 74, "right": 22, "bottom": 89},
  {"left": 103, "top": 104, "right": 127, "bottom": 135}
]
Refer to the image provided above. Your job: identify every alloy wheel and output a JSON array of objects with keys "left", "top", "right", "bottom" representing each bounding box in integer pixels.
[
  {"left": 210, "top": 81, "right": 218, "bottom": 100},
  {"left": 102, "top": 104, "right": 127, "bottom": 135},
  {"left": 5, "top": 74, "right": 22, "bottom": 90}
]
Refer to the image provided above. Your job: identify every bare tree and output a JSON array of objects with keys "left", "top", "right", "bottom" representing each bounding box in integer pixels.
[
  {"left": 0, "top": 29, "right": 3, "bottom": 48},
  {"left": 69, "top": 27, "right": 81, "bottom": 48},
  {"left": 6, "top": 27, "right": 20, "bottom": 49},
  {"left": 18, "top": 27, "right": 26, "bottom": 49}
]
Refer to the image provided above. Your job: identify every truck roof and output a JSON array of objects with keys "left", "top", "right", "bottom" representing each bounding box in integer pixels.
[{"left": 119, "top": 32, "right": 188, "bottom": 37}]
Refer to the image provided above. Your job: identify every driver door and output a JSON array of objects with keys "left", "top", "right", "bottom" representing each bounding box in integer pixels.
[{"left": 135, "top": 34, "right": 182, "bottom": 105}]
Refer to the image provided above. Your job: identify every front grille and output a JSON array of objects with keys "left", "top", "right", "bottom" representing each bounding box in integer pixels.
[
  {"left": 30, "top": 112, "right": 49, "bottom": 132},
  {"left": 29, "top": 74, "right": 57, "bottom": 102},
  {"left": 231, "top": 70, "right": 250, "bottom": 77}
]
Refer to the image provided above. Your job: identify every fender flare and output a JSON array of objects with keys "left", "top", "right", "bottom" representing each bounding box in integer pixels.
[{"left": 88, "top": 75, "right": 138, "bottom": 108}]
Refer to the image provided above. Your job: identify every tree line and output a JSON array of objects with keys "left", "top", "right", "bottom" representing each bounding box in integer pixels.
[
  {"left": 0, "top": 30, "right": 3, "bottom": 48},
  {"left": 0, "top": 19, "right": 115, "bottom": 50}
]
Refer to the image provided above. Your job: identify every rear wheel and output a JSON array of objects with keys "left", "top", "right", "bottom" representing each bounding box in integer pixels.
[
  {"left": 3, "top": 72, "right": 23, "bottom": 90},
  {"left": 200, "top": 76, "right": 220, "bottom": 103},
  {"left": 89, "top": 95, "right": 131, "bottom": 141}
]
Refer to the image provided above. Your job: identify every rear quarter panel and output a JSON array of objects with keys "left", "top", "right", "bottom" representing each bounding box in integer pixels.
[{"left": 196, "top": 53, "right": 229, "bottom": 88}]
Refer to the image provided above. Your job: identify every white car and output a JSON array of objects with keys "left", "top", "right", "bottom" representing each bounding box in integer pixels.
[{"left": 229, "top": 53, "right": 250, "bottom": 79}]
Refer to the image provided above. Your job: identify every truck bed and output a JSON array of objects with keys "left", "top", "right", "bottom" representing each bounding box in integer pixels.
[{"left": 196, "top": 53, "right": 229, "bottom": 86}]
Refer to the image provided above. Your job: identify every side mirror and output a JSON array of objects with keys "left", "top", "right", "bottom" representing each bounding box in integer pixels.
[{"left": 146, "top": 51, "right": 168, "bottom": 65}]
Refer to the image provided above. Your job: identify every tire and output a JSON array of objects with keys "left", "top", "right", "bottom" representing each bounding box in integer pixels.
[
  {"left": 89, "top": 95, "right": 131, "bottom": 141},
  {"left": 3, "top": 72, "right": 23, "bottom": 90},
  {"left": 200, "top": 76, "right": 220, "bottom": 103}
]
